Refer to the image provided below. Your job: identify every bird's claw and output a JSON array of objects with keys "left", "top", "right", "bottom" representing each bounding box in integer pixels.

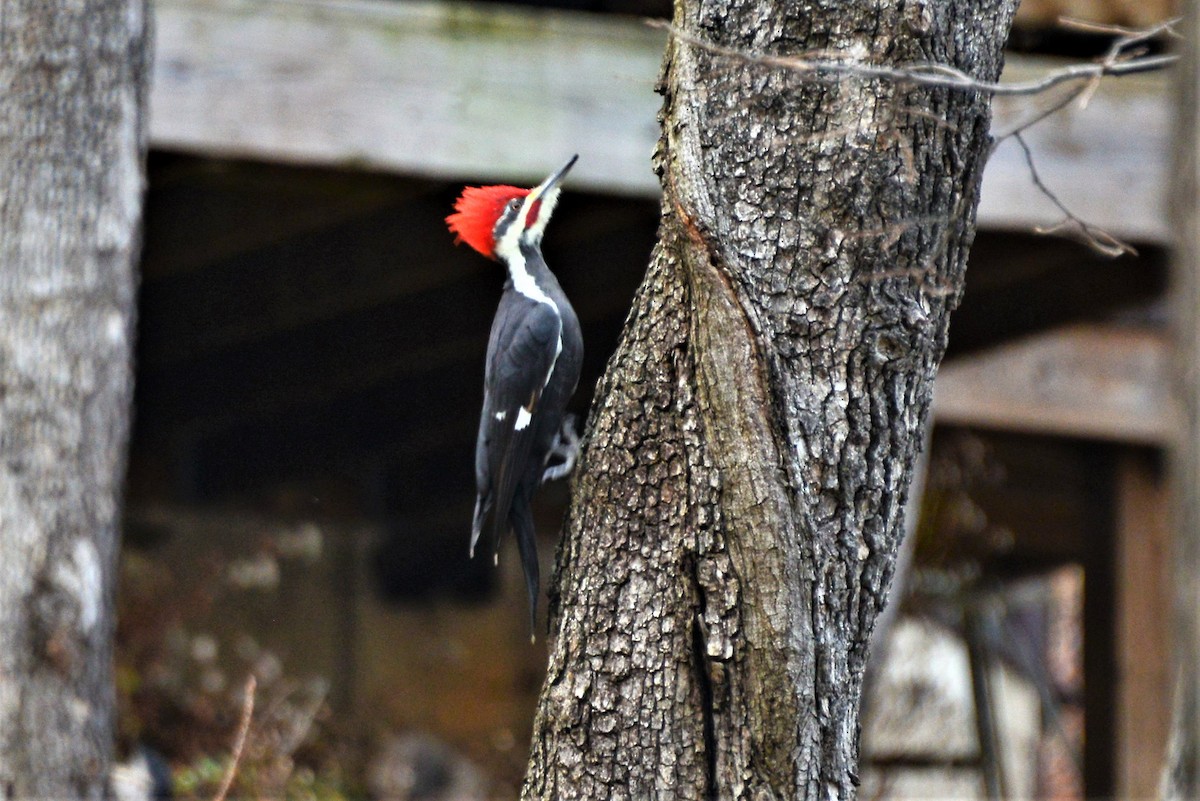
[{"left": 541, "top": 415, "right": 581, "bottom": 484}]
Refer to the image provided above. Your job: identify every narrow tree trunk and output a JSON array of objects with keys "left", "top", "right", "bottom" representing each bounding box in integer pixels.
[
  {"left": 524, "top": 1, "right": 1016, "bottom": 798},
  {"left": 0, "top": 2, "right": 148, "bottom": 797}
]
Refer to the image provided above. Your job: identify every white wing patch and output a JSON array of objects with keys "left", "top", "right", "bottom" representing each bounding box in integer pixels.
[
  {"left": 546, "top": 330, "right": 562, "bottom": 389},
  {"left": 515, "top": 407, "right": 533, "bottom": 430}
]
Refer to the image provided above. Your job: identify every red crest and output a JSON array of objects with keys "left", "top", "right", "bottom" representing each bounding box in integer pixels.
[{"left": 446, "top": 185, "right": 530, "bottom": 259}]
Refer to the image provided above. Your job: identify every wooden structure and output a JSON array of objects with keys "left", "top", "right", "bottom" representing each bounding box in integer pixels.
[
  {"left": 152, "top": 0, "right": 1170, "bottom": 241},
  {"left": 128, "top": 0, "right": 1178, "bottom": 797},
  {"left": 1166, "top": 0, "right": 1200, "bottom": 795}
]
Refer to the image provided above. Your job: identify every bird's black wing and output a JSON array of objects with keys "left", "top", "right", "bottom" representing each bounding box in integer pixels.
[{"left": 473, "top": 298, "right": 562, "bottom": 557}]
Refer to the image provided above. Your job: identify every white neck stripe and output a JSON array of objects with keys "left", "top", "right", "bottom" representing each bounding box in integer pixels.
[
  {"left": 494, "top": 233, "right": 565, "bottom": 394},
  {"left": 495, "top": 230, "right": 556, "bottom": 310}
]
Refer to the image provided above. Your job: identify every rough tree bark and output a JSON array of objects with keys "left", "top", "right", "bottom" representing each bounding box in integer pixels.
[
  {"left": 0, "top": 2, "right": 148, "bottom": 798},
  {"left": 524, "top": 1, "right": 1017, "bottom": 798}
]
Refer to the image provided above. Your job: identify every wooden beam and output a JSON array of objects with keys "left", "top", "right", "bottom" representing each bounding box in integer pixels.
[
  {"left": 933, "top": 324, "right": 1174, "bottom": 445},
  {"left": 1081, "top": 448, "right": 1117, "bottom": 799},
  {"left": 150, "top": 0, "right": 1170, "bottom": 242},
  {"left": 150, "top": 0, "right": 666, "bottom": 196},
  {"left": 1165, "top": 0, "right": 1200, "bottom": 794},
  {"left": 1113, "top": 451, "right": 1170, "bottom": 801}
]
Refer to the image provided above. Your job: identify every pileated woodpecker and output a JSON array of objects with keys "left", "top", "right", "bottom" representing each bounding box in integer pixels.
[{"left": 446, "top": 155, "right": 583, "bottom": 632}]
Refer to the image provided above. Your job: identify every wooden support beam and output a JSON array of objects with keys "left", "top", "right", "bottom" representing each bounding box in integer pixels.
[
  {"left": 1014, "top": 0, "right": 1173, "bottom": 28},
  {"left": 933, "top": 324, "right": 1174, "bottom": 446},
  {"left": 1165, "top": 0, "right": 1200, "bottom": 795},
  {"left": 150, "top": 0, "right": 665, "bottom": 196},
  {"left": 1081, "top": 447, "right": 1117, "bottom": 799},
  {"left": 1113, "top": 451, "right": 1170, "bottom": 800},
  {"left": 150, "top": 0, "right": 1170, "bottom": 242}
]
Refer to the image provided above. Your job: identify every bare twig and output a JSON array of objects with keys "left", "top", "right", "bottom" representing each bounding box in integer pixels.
[
  {"left": 1013, "top": 132, "right": 1137, "bottom": 257},
  {"left": 646, "top": 18, "right": 1176, "bottom": 98},
  {"left": 212, "top": 675, "right": 257, "bottom": 801},
  {"left": 992, "top": 16, "right": 1180, "bottom": 142},
  {"left": 651, "top": 15, "right": 1170, "bottom": 258},
  {"left": 837, "top": 215, "right": 949, "bottom": 244},
  {"left": 1059, "top": 16, "right": 1184, "bottom": 40},
  {"left": 860, "top": 265, "right": 957, "bottom": 297},
  {"left": 896, "top": 104, "right": 960, "bottom": 133}
]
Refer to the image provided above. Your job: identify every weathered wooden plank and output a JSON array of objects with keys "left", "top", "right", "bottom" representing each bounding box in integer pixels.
[
  {"left": 150, "top": 0, "right": 1169, "bottom": 241},
  {"left": 150, "top": 0, "right": 665, "bottom": 195},
  {"left": 932, "top": 325, "right": 1174, "bottom": 445}
]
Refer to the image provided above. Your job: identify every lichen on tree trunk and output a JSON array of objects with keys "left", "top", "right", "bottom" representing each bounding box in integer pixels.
[
  {"left": 0, "top": 2, "right": 148, "bottom": 798},
  {"left": 523, "top": 1, "right": 1016, "bottom": 798}
]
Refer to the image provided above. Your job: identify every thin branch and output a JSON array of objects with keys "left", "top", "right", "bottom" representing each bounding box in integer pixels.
[
  {"left": 990, "top": 16, "right": 1180, "bottom": 143},
  {"left": 212, "top": 675, "right": 257, "bottom": 801},
  {"left": 651, "top": 16, "right": 1168, "bottom": 259},
  {"left": 1013, "top": 132, "right": 1137, "bottom": 257},
  {"left": 837, "top": 215, "right": 949, "bottom": 244},
  {"left": 1059, "top": 16, "right": 1184, "bottom": 40},
  {"left": 860, "top": 265, "right": 957, "bottom": 297},
  {"left": 646, "top": 18, "right": 1177, "bottom": 98}
]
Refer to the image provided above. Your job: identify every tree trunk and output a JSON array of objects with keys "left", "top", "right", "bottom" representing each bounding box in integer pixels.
[
  {"left": 0, "top": 2, "right": 148, "bottom": 798},
  {"left": 524, "top": 1, "right": 1016, "bottom": 798}
]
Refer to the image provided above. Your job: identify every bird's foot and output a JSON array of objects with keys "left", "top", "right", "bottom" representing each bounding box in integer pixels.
[{"left": 541, "top": 415, "right": 581, "bottom": 484}]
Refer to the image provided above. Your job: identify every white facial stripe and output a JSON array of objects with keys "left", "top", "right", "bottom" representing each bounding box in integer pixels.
[
  {"left": 494, "top": 208, "right": 524, "bottom": 266},
  {"left": 515, "top": 407, "right": 533, "bottom": 430}
]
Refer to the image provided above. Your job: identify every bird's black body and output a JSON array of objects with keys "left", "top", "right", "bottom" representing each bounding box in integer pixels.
[
  {"left": 472, "top": 246, "right": 582, "bottom": 622},
  {"left": 460, "top": 158, "right": 583, "bottom": 633}
]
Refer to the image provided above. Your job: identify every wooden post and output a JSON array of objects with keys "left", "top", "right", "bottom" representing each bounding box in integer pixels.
[
  {"left": 1165, "top": 0, "right": 1200, "bottom": 794},
  {"left": 1113, "top": 452, "right": 1170, "bottom": 799}
]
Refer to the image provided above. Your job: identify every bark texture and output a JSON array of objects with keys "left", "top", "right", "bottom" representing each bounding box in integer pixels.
[
  {"left": 524, "top": 1, "right": 1016, "bottom": 798},
  {"left": 0, "top": 2, "right": 148, "bottom": 798}
]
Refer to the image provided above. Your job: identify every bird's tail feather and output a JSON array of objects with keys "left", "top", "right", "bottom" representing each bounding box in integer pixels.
[
  {"left": 470, "top": 493, "right": 490, "bottom": 558},
  {"left": 509, "top": 500, "right": 540, "bottom": 637}
]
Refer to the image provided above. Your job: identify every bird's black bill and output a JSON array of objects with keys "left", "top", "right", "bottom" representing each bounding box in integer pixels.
[{"left": 535, "top": 154, "right": 578, "bottom": 196}]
